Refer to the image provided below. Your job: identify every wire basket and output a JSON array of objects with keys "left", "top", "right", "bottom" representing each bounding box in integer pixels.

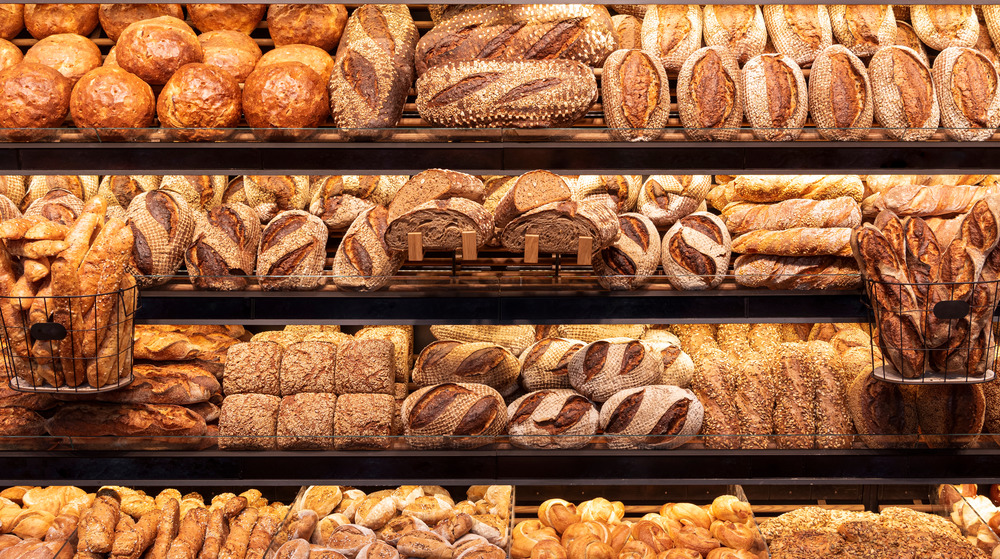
[
  {"left": 0, "top": 282, "right": 139, "bottom": 393},
  {"left": 865, "top": 277, "right": 998, "bottom": 384}
]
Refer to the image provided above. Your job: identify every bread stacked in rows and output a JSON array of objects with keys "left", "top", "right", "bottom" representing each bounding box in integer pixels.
[{"left": 219, "top": 324, "right": 413, "bottom": 451}]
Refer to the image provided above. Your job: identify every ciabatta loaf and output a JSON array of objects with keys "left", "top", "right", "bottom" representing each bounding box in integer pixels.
[
  {"left": 702, "top": 5, "right": 766, "bottom": 65},
  {"left": 762, "top": 4, "right": 832, "bottom": 67},
  {"left": 828, "top": 5, "right": 896, "bottom": 58},
  {"left": 601, "top": 49, "right": 670, "bottom": 142},
  {"left": 640, "top": 5, "right": 703, "bottom": 72},
  {"left": 870, "top": 45, "right": 940, "bottom": 141},
  {"left": 808, "top": 45, "right": 873, "bottom": 142},
  {"left": 910, "top": 4, "right": 979, "bottom": 51},
  {"left": 741, "top": 53, "right": 808, "bottom": 141},
  {"left": 676, "top": 46, "right": 743, "bottom": 141},
  {"left": 660, "top": 212, "right": 731, "bottom": 290},
  {"left": 932, "top": 46, "right": 1000, "bottom": 141},
  {"left": 593, "top": 213, "right": 660, "bottom": 291}
]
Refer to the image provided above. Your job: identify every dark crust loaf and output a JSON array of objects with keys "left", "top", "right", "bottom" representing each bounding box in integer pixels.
[
  {"left": 676, "top": 46, "right": 743, "bottom": 141},
  {"left": 335, "top": 338, "right": 395, "bottom": 395},
  {"left": 98, "top": 3, "right": 184, "bottom": 42},
  {"left": 187, "top": 3, "right": 267, "bottom": 34},
  {"left": 0, "top": 62, "right": 72, "bottom": 140},
  {"left": 332, "top": 205, "right": 405, "bottom": 292},
  {"left": 185, "top": 202, "right": 261, "bottom": 291},
  {"left": 267, "top": 4, "right": 348, "bottom": 51},
  {"left": 115, "top": 16, "right": 203, "bottom": 85},
  {"left": 70, "top": 66, "right": 156, "bottom": 140},
  {"left": 277, "top": 392, "right": 337, "bottom": 450},
  {"left": 593, "top": 212, "right": 660, "bottom": 291},
  {"left": 601, "top": 49, "right": 670, "bottom": 142},
  {"left": 24, "top": 3, "right": 99, "bottom": 39},
  {"left": 156, "top": 62, "right": 242, "bottom": 141},
  {"left": 847, "top": 371, "right": 919, "bottom": 449},
  {"left": 243, "top": 61, "right": 329, "bottom": 141},
  {"left": 415, "top": 58, "right": 598, "bottom": 128},
  {"left": 507, "top": 388, "right": 598, "bottom": 450},
  {"left": 414, "top": 4, "right": 615, "bottom": 75},
  {"left": 46, "top": 403, "right": 208, "bottom": 438},
  {"left": 125, "top": 189, "right": 196, "bottom": 287}
]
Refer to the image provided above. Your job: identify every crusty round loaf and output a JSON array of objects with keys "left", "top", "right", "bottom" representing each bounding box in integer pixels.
[
  {"left": 256, "top": 209, "right": 327, "bottom": 291},
  {"left": 507, "top": 389, "right": 598, "bottom": 449},
  {"left": 98, "top": 3, "right": 183, "bottom": 42},
  {"left": 0, "top": 5, "right": 23, "bottom": 40},
  {"left": 267, "top": 4, "right": 348, "bottom": 51},
  {"left": 762, "top": 4, "right": 832, "bottom": 67},
  {"left": 157, "top": 62, "right": 242, "bottom": 141},
  {"left": 23, "top": 188, "right": 84, "bottom": 224},
  {"left": 593, "top": 213, "right": 660, "bottom": 291},
  {"left": 70, "top": 66, "right": 155, "bottom": 140},
  {"left": 601, "top": 48, "right": 669, "bottom": 142},
  {"left": 24, "top": 3, "right": 98, "bottom": 39},
  {"left": 702, "top": 5, "right": 766, "bottom": 65},
  {"left": 0, "top": 62, "right": 71, "bottom": 141},
  {"left": 984, "top": 5, "right": 1000, "bottom": 57},
  {"left": 894, "top": 21, "right": 930, "bottom": 66},
  {"left": 0, "top": 39, "right": 21, "bottom": 71},
  {"left": 519, "top": 337, "right": 586, "bottom": 391},
  {"left": 255, "top": 44, "right": 335, "bottom": 83},
  {"left": 741, "top": 53, "right": 808, "bottom": 141},
  {"left": 637, "top": 175, "right": 709, "bottom": 227},
  {"left": 599, "top": 385, "right": 703, "bottom": 449},
  {"left": 568, "top": 338, "right": 662, "bottom": 403},
  {"left": 23, "top": 33, "right": 100, "bottom": 84},
  {"left": 159, "top": 175, "right": 227, "bottom": 211},
  {"left": 242, "top": 175, "right": 310, "bottom": 223},
  {"left": 310, "top": 175, "right": 406, "bottom": 232},
  {"left": 95, "top": 175, "right": 159, "bottom": 208},
  {"left": 676, "top": 46, "right": 743, "bottom": 141},
  {"left": 25, "top": 175, "right": 97, "bottom": 207},
  {"left": 413, "top": 341, "right": 520, "bottom": 396},
  {"left": 430, "top": 325, "right": 536, "bottom": 355},
  {"left": 910, "top": 5, "right": 979, "bottom": 51},
  {"left": 243, "top": 61, "right": 329, "bottom": 141},
  {"left": 198, "top": 30, "right": 262, "bottom": 82},
  {"left": 557, "top": 324, "right": 647, "bottom": 344},
  {"left": 828, "top": 5, "right": 896, "bottom": 58},
  {"left": 870, "top": 45, "right": 940, "bottom": 141},
  {"left": 660, "top": 212, "right": 731, "bottom": 291},
  {"left": 384, "top": 198, "right": 494, "bottom": 252},
  {"left": 612, "top": 14, "right": 642, "bottom": 50},
  {"left": 116, "top": 16, "right": 203, "bottom": 85},
  {"left": 401, "top": 383, "right": 508, "bottom": 449},
  {"left": 847, "top": 370, "right": 918, "bottom": 449},
  {"left": 332, "top": 205, "right": 405, "bottom": 292},
  {"left": 186, "top": 202, "right": 261, "bottom": 291},
  {"left": 808, "top": 45, "right": 873, "bottom": 142},
  {"left": 643, "top": 334, "right": 695, "bottom": 387},
  {"left": 125, "top": 189, "right": 195, "bottom": 287},
  {"left": 640, "top": 5, "right": 703, "bottom": 73},
  {"left": 187, "top": 3, "right": 267, "bottom": 34},
  {"left": 933, "top": 46, "right": 1000, "bottom": 141}
]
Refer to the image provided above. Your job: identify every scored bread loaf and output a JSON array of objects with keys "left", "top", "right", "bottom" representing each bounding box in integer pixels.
[
  {"left": 430, "top": 325, "right": 535, "bottom": 355},
  {"left": 828, "top": 5, "right": 896, "bottom": 58},
  {"left": 772, "top": 343, "right": 816, "bottom": 449},
  {"left": 732, "top": 227, "right": 854, "bottom": 257},
  {"left": 762, "top": 4, "right": 832, "bottom": 67},
  {"left": 575, "top": 175, "right": 641, "bottom": 213},
  {"left": 612, "top": 14, "right": 642, "bottom": 50},
  {"left": 243, "top": 175, "right": 311, "bottom": 223},
  {"left": 412, "top": 341, "right": 520, "bottom": 396},
  {"left": 690, "top": 347, "right": 740, "bottom": 449},
  {"left": 808, "top": 340, "right": 854, "bottom": 450},
  {"left": 808, "top": 45, "right": 873, "bottom": 142},
  {"left": 915, "top": 384, "right": 986, "bottom": 448},
  {"left": 500, "top": 200, "right": 621, "bottom": 254},
  {"left": 24, "top": 188, "right": 84, "bottom": 225},
  {"left": 870, "top": 45, "right": 940, "bottom": 141},
  {"left": 933, "top": 46, "right": 1000, "bottom": 141},
  {"left": 722, "top": 197, "right": 861, "bottom": 235},
  {"left": 94, "top": 362, "right": 219, "bottom": 405},
  {"left": 185, "top": 202, "right": 261, "bottom": 291},
  {"left": 0, "top": 176, "right": 25, "bottom": 208},
  {"left": 660, "top": 212, "right": 731, "bottom": 290},
  {"left": 557, "top": 324, "right": 648, "bottom": 343},
  {"left": 640, "top": 5, "right": 703, "bottom": 72},
  {"left": 24, "top": 175, "right": 98, "bottom": 209},
  {"left": 601, "top": 49, "right": 670, "bottom": 142},
  {"left": 895, "top": 20, "right": 930, "bottom": 65},
  {"left": 567, "top": 338, "right": 662, "bottom": 403},
  {"left": 847, "top": 370, "right": 919, "bottom": 448},
  {"left": 310, "top": 175, "right": 407, "bottom": 232},
  {"left": 329, "top": 5, "right": 418, "bottom": 139},
  {"left": 46, "top": 402, "right": 208, "bottom": 449},
  {"left": 910, "top": 5, "right": 979, "bottom": 51},
  {"left": 676, "top": 46, "right": 743, "bottom": 141},
  {"left": 413, "top": 4, "right": 616, "bottom": 75},
  {"left": 507, "top": 389, "right": 598, "bottom": 450},
  {"left": 599, "top": 385, "right": 703, "bottom": 450},
  {"left": 401, "top": 383, "right": 508, "bottom": 449},
  {"left": 637, "top": 175, "right": 710, "bottom": 227},
  {"left": 159, "top": 175, "right": 227, "bottom": 212},
  {"left": 95, "top": 175, "right": 159, "bottom": 209},
  {"left": 384, "top": 198, "right": 494, "bottom": 251},
  {"left": 729, "top": 175, "right": 865, "bottom": 203},
  {"left": 702, "top": 5, "right": 766, "bottom": 65},
  {"left": 593, "top": 213, "right": 660, "bottom": 291},
  {"left": 333, "top": 206, "right": 405, "bottom": 292},
  {"left": 256, "top": 210, "right": 327, "bottom": 291},
  {"left": 125, "top": 189, "right": 195, "bottom": 287},
  {"left": 519, "top": 337, "right": 586, "bottom": 391},
  {"left": 415, "top": 59, "right": 598, "bottom": 128},
  {"left": 741, "top": 53, "right": 808, "bottom": 141},
  {"left": 867, "top": 183, "right": 998, "bottom": 217},
  {"left": 733, "top": 254, "right": 861, "bottom": 290}
]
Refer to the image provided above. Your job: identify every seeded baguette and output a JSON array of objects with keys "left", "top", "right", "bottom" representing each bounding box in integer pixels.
[
  {"left": 932, "top": 46, "right": 1000, "bottom": 141},
  {"left": 808, "top": 45, "right": 873, "bottom": 142},
  {"left": 601, "top": 49, "right": 670, "bottom": 142},
  {"left": 762, "top": 4, "right": 832, "bottom": 67},
  {"left": 676, "top": 46, "right": 743, "bottom": 141},
  {"left": 741, "top": 53, "right": 808, "bottom": 141},
  {"left": 910, "top": 4, "right": 979, "bottom": 51},
  {"left": 828, "top": 4, "right": 896, "bottom": 58},
  {"left": 702, "top": 5, "right": 766, "bottom": 65}
]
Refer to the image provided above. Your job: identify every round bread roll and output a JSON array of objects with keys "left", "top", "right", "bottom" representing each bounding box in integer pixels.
[
  {"left": 70, "top": 66, "right": 155, "bottom": 140},
  {"left": 0, "top": 39, "right": 22, "bottom": 71},
  {"left": 187, "top": 3, "right": 266, "bottom": 34},
  {"left": 116, "top": 16, "right": 203, "bottom": 85},
  {"left": 0, "top": 62, "right": 71, "bottom": 141},
  {"left": 24, "top": 33, "right": 101, "bottom": 84},
  {"left": 243, "top": 61, "right": 328, "bottom": 141},
  {"left": 24, "top": 4, "right": 99, "bottom": 39},
  {"left": 198, "top": 30, "right": 261, "bottom": 82},
  {"left": 267, "top": 4, "right": 348, "bottom": 51},
  {"left": 568, "top": 338, "right": 662, "bottom": 403},
  {"left": 256, "top": 44, "right": 334, "bottom": 82},
  {"left": 599, "top": 385, "right": 704, "bottom": 449},
  {"left": 507, "top": 389, "right": 599, "bottom": 450},
  {"left": 660, "top": 212, "right": 731, "bottom": 291},
  {"left": 0, "top": 5, "right": 23, "bottom": 40},
  {"left": 157, "top": 63, "right": 241, "bottom": 141},
  {"left": 98, "top": 3, "right": 184, "bottom": 42}
]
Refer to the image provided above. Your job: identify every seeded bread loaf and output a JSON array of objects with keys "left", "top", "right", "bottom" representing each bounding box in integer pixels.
[
  {"left": 911, "top": 5, "right": 979, "bottom": 50},
  {"left": 762, "top": 4, "right": 832, "bottom": 67},
  {"left": 602, "top": 49, "right": 670, "bottom": 142},
  {"left": 702, "top": 5, "right": 766, "bottom": 65},
  {"left": 568, "top": 338, "right": 662, "bottom": 403},
  {"left": 336, "top": 339, "right": 395, "bottom": 395},
  {"left": 413, "top": 341, "right": 520, "bottom": 396},
  {"left": 870, "top": 45, "right": 940, "bottom": 141},
  {"left": 932, "top": 46, "right": 1000, "bottom": 141},
  {"left": 660, "top": 212, "right": 731, "bottom": 290},
  {"left": 185, "top": 202, "right": 261, "bottom": 291},
  {"left": 415, "top": 59, "right": 598, "bottom": 129},
  {"left": 640, "top": 5, "right": 703, "bottom": 72},
  {"left": 384, "top": 198, "right": 494, "bottom": 252},
  {"left": 356, "top": 325, "right": 413, "bottom": 383},
  {"left": 333, "top": 205, "right": 405, "bottom": 292},
  {"left": 223, "top": 341, "right": 281, "bottom": 396},
  {"left": 507, "top": 389, "right": 598, "bottom": 450},
  {"left": 256, "top": 210, "right": 327, "bottom": 291},
  {"left": 519, "top": 337, "right": 585, "bottom": 391},
  {"left": 125, "top": 189, "right": 195, "bottom": 287},
  {"left": 276, "top": 392, "right": 337, "bottom": 451},
  {"left": 690, "top": 347, "right": 740, "bottom": 450},
  {"left": 828, "top": 5, "right": 896, "bottom": 58},
  {"left": 334, "top": 393, "right": 394, "bottom": 450},
  {"left": 280, "top": 341, "right": 337, "bottom": 396},
  {"left": 676, "top": 46, "right": 743, "bottom": 141},
  {"left": 401, "top": 383, "right": 508, "bottom": 449},
  {"left": 808, "top": 340, "right": 855, "bottom": 450},
  {"left": 500, "top": 200, "right": 621, "bottom": 254},
  {"left": 741, "top": 53, "right": 808, "bottom": 141},
  {"left": 847, "top": 370, "right": 919, "bottom": 449},
  {"left": 771, "top": 343, "right": 816, "bottom": 449},
  {"left": 808, "top": 45, "right": 873, "bottom": 142},
  {"left": 593, "top": 213, "right": 660, "bottom": 291},
  {"left": 218, "top": 394, "right": 280, "bottom": 450}
]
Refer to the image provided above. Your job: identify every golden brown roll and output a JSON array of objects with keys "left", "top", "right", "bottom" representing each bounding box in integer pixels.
[
  {"left": 98, "top": 3, "right": 184, "bottom": 42},
  {"left": 23, "top": 33, "right": 100, "bottom": 84},
  {"left": 187, "top": 3, "right": 266, "bottom": 34},
  {"left": 0, "top": 39, "right": 22, "bottom": 71},
  {"left": 256, "top": 43, "right": 334, "bottom": 83},
  {"left": 198, "top": 29, "right": 261, "bottom": 82},
  {"left": 0, "top": 62, "right": 71, "bottom": 141},
  {"left": 70, "top": 66, "right": 155, "bottom": 140},
  {"left": 243, "top": 61, "right": 328, "bottom": 141},
  {"left": 156, "top": 62, "right": 241, "bottom": 141},
  {"left": 267, "top": 4, "right": 348, "bottom": 51},
  {"left": 24, "top": 3, "right": 98, "bottom": 39},
  {"left": 0, "top": 5, "right": 23, "bottom": 40},
  {"left": 115, "top": 16, "right": 203, "bottom": 85}
]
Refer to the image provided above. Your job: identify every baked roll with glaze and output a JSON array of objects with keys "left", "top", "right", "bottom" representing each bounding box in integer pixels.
[
  {"left": 601, "top": 49, "right": 670, "bottom": 142},
  {"left": 599, "top": 385, "right": 703, "bottom": 450},
  {"left": 24, "top": 3, "right": 98, "bottom": 39},
  {"left": 676, "top": 46, "right": 743, "bottom": 141},
  {"left": 660, "top": 212, "right": 731, "bottom": 291},
  {"left": 198, "top": 30, "right": 262, "bottom": 82},
  {"left": 98, "top": 4, "right": 183, "bottom": 42},
  {"left": 187, "top": 3, "right": 266, "bottom": 34},
  {"left": 115, "top": 16, "right": 203, "bottom": 85},
  {"left": 0, "top": 62, "right": 71, "bottom": 141},
  {"left": 267, "top": 4, "right": 348, "bottom": 51},
  {"left": 157, "top": 62, "right": 242, "bottom": 142},
  {"left": 256, "top": 210, "right": 327, "bottom": 291},
  {"left": 741, "top": 53, "right": 808, "bottom": 141},
  {"left": 70, "top": 66, "right": 155, "bottom": 141},
  {"left": 0, "top": 5, "right": 23, "bottom": 40},
  {"left": 243, "top": 61, "right": 329, "bottom": 141},
  {"left": 507, "top": 389, "right": 598, "bottom": 450},
  {"left": 23, "top": 33, "right": 100, "bottom": 85}
]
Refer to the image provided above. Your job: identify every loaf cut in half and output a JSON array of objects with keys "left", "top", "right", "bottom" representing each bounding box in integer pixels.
[
  {"left": 808, "top": 45, "right": 873, "bottom": 142},
  {"left": 384, "top": 198, "right": 494, "bottom": 251},
  {"left": 593, "top": 212, "right": 660, "bottom": 291},
  {"left": 932, "top": 46, "right": 1000, "bottom": 141},
  {"left": 741, "top": 53, "right": 808, "bottom": 141},
  {"left": 500, "top": 200, "right": 620, "bottom": 254},
  {"left": 702, "top": 5, "right": 766, "bottom": 65},
  {"left": 508, "top": 389, "right": 598, "bottom": 450},
  {"left": 599, "top": 385, "right": 703, "bottom": 450},
  {"left": 660, "top": 212, "right": 731, "bottom": 290},
  {"left": 676, "top": 46, "right": 743, "bottom": 141},
  {"left": 493, "top": 170, "right": 572, "bottom": 229},
  {"left": 601, "top": 49, "right": 670, "bottom": 142},
  {"left": 388, "top": 169, "right": 484, "bottom": 221},
  {"left": 870, "top": 45, "right": 940, "bottom": 141}
]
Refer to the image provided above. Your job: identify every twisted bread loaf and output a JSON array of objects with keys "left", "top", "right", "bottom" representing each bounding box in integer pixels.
[{"left": 638, "top": 175, "right": 709, "bottom": 227}]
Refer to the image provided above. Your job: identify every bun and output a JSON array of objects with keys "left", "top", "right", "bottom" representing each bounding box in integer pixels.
[
  {"left": 641, "top": 5, "right": 703, "bottom": 72},
  {"left": 0, "top": 5, "right": 23, "bottom": 40},
  {"left": 0, "top": 63, "right": 71, "bottom": 141},
  {"left": 808, "top": 45, "right": 873, "bottom": 142},
  {"left": 116, "top": 16, "right": 203, "bottom": 85},
  {"left": 157, "top": 62, "right": 242, "bottom": 141},
  {"left": 601, "top": 49, "right": 669, "bottom": 142},
  {"left": 98, "top": 4, "right": 183, "bottom": 42},
  {"left": 24, "top": 3, "right": 98, "bottom": 39},
  {"left": 198, "top": 30, "right": 262, "bottom": 82},
  {"left": 256, "top": 44, "right": 334, "bottom": 83},
  {"left": 23, "top": 33, "right": 100, "bottom": 84},
  {"left": 870, "top": 45, "right": 940, "bottom": 141},
  {"left": 267, "top": 4, "right": 348, "bottom": 50},
  {"left": 70, "top": 66, "right": 155, "bottom": 140},
  {"left": 702, "top": 5, "right": 766, "bottom": 65},
  {"left": 741, "top": 53, "right": 808, "bottom": 141},
  {"left": 187, "top": 3, "right": 266, "bottom": 34},
  {"left": 676, "top": 46, "right": 743, "bottom": 141},
  {"left": 243, "top": 61, "right": 329, "bottom": 141}
]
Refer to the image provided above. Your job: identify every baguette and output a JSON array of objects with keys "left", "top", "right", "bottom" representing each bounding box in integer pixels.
[
  {"left": 808, "top": 45, "right": 873, "bottom": 142},
  {"left": 910, "top": 4, "right": 979, "bottom": 51},
  {"left": 676, "top": 46, "right": 743, "bottom": 141},
  {"left": 932, "top": 46, "right": 1000, "bottom": 141},
  {"left": 640, "top": 5, "right": 703, "bottom": 72},
  {"left": 601, "top": 49, "right": 670, "bottom": 142},
  {"left": 732, "top": 227, "right": 854, "bottom": 257},
  {"left": 722, "top": 197, "right": 861, "bottom": 235},
  {"left": 741, "top": 53, "right": 808, "bottom": 141},
  {"left": 702, "top": 5, "right": 766, "bottom": 65},
  {"left": 828, "top": 5, "right": 896, "bottom": 58},
  {"left": 871, "top": 183, "right": 998, "bottom": 217},
  {"left": 762, "top": 4, "right": 832, "bottom": 67},
  {"left": 902, "top": 216, "right": 942, "bottom": 307},
  {"left": 733, "top": 254, "right": 861, "bottom": 290},
  {"left": 869, "top": 45, "right": 940, "bottom": 141},
  {"left": 729, "top": 175, "right": 865, "bottom": 203}
]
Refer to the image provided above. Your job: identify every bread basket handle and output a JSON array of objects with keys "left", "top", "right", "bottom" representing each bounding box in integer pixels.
[
  {"left": 29, "top": 322, "right": 66, "bottom": 341},
  {"left": 933, "top": 300, "right": 971, "bottom": 320}
]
